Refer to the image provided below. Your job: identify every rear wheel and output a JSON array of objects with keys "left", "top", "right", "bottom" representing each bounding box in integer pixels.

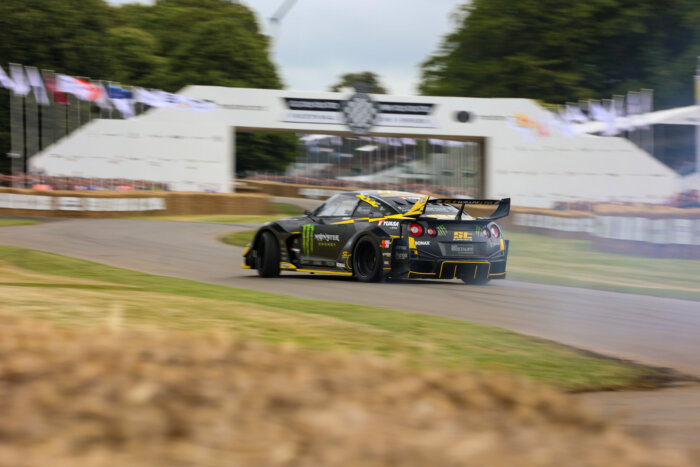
[
  {"left": 256, "top": 231, "right": 280, "bottom": 278},
  {"left": 353, "top": 237, "right": 382, "bottom": 282}
]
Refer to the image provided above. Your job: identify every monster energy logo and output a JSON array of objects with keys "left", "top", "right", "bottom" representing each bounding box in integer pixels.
[
  {"left": 302, "top": 224, "right": 315, "bottom": 254},
  {"left": 436, "top": 225, "right": 448, "bottom": 236}
]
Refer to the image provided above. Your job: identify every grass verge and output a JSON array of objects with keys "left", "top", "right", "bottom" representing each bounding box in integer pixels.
[
  {"left": 221, "top": 229, "right": 700, "bottom": 300},
  {"left": 506, "top": 232, "right": 700, "bottom": 300},
  {"left": 0, "top": 218, "right": 41, "bottom": 227},
  {"left": 0, "top": 244, "right": 674, "bottom": 392}
]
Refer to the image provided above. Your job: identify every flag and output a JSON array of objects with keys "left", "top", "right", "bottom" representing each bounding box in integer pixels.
[
  {"left": 44, "top": 73, "right": 69, "bottom": 104},
  {"left": 25, "top": 67, "right": 49, "bottom": 105},
  {"left": 551, "top": 110, "right": 574, "bottom": 138},
  {"left": 9, "top": 63, "right": 30, "bottom": 96},
  {"left": 180, "top": 97, "right": 217, "bottom": 112},
  {"left": 589, "top": 101, "right": 618, "bottom": 136},
  {"left": 588, "top": 101, "right": 609, "bottom": 122},
  {"left": 105, "top": 84, "right": 134, "bottom": 118},
  {"left": 134, "top": 88, "right": 182, "bottom": 108},
  {"left": 56, "top": 74, "right": 105, "bottom": 101},
  {"left": 564, "top": 103, "right": 589, "bottom": 123},
  {"left": 0, "top": 65, "right": 15, "bottom": 91}
]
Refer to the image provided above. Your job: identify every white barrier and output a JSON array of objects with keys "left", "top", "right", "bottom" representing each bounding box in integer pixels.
[
  {"left": 514, "top": 212, "right": 700, "bottom": 246},
  {"left": 0, "top": 193, "right": 165, "bottom": 212}
]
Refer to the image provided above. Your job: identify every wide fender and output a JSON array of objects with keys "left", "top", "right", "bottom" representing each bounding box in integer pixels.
[
  {"left": 339, "top": 227, "right": 393, "bottom": 271},
  {"left": 246, "top": 223, "right": 289, "bottom": 263}
]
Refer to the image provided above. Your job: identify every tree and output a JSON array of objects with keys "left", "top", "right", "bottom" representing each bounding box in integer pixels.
[
  {"left": 420, "top": 0, "right": 700, "bottom": 108},
  {"left": 419, "top": 0, "right": 700, "bottom": 169},
  {"left": 0, "top": 0, "right": 117, "bottom": 171},
  {"left": 235, "top": 132, "right": 298, "bottom": 175},
  {"left": 106, "top": 27, "right": 168, "bottom": 89},
  {"left": 0, "top": 0, "right": 297, "bottom": 175},
  {"left": 330, "top": 72, "right": 388, "bottom": 94}
]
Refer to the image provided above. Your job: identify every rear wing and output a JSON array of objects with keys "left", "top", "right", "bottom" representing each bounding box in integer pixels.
[{"left": 404, "top": 196, "right": 511, "bottom": 221}]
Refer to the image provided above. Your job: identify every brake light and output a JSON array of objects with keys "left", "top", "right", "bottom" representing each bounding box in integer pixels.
[
  {"left": 409, "top": 223, "right": 423, "bottom": 237},
  {"left": 490, "top": 224, "right": 501, "bottom": 238},
  {"left": 482, "top": 227, "right": 490, "bottom": 238},
  {"left": 426, "top": 226, "right": 437, "bottom": 237}
]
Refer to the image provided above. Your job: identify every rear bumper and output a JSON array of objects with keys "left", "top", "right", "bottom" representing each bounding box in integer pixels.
[
  {"left": 402, "top": 239, "right": 509, "bottom": 280},
  {"left": 405, "top": 257, "right": 507, "bottom": 280}
]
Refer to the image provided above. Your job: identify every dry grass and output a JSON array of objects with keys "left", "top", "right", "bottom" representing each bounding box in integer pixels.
[{"left": 0, "top": 313, "right": 694, "bottom": 467}]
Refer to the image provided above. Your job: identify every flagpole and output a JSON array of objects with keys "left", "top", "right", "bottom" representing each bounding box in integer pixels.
[
  {"left": 8, "top": 65, "right": 24, "bottom": 184},
  {"left": 695, "top": 57, "right": 700, "bottom": 174}
]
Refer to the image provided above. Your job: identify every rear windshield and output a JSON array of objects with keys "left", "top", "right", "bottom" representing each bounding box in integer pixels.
[{"left": 389, "top": 197, "right": 474, "bottom": 219}]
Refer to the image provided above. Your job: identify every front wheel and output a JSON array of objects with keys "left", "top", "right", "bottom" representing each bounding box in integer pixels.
[
  {"left": 256, "top": 231, "right": 280, "bottom": 278},
  {"left": 352, "top": 237, "right": 382, "bottom": 282}
]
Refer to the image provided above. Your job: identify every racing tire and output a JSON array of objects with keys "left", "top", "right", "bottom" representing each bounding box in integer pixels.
[
  {"left": 256, "top": 231, "right": 280, "bottom": 278},
  {"left": 352, "top": 236, "right": 382, "bottom": 282}
]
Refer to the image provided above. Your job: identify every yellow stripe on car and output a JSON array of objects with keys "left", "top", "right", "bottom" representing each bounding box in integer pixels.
[
  {"left": 404, "top": 195, "right": 429, "bottom": 216},
  {"left": 356, "top": 194, "right": 378, "bottom": 207}
]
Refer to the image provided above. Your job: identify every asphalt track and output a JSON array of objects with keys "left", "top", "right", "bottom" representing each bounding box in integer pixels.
[
  {"left": 1, "top": 218, "right": 698, "bottom": 375},
  {"left": 1, "top": 218, "right": 700, "bottom": 452}
]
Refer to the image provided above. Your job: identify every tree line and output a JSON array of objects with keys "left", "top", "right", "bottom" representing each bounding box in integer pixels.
[
  {"left": 0, "top": 0, "right": 296, "bottom": 174},
  {"left": 419, "top": 0, "right": 700, "bottom": 171}
]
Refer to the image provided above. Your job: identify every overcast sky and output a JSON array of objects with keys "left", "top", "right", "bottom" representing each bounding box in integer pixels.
[{"left": 109, "top": 0, "right": 464, "bottom": 95}]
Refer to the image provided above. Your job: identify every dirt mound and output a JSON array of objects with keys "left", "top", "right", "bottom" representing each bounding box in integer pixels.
[{"left": 0, "top": 314, "right": 691, "bottom": 467}]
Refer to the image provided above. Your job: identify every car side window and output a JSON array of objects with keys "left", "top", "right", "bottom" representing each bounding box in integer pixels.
[
  {"left": 353, "top": 199, "right": 394, "bottom": 218},
  {"left": 316, "top": 195, "right": 358, "bottom": 217}
]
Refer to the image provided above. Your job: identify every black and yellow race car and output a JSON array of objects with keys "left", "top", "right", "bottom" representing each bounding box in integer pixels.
[{"left": 242, "top": 190, "right": 510, "bottom": 284}]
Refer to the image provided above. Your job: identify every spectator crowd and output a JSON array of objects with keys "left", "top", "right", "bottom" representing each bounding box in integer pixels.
[{"left": 0, "top": 174, "right": 169, "bottom": 191}]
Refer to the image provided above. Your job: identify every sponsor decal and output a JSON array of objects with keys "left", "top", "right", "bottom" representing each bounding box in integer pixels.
[
  {"left": 395, "top": 252, "right": 408, "bottom": 260},
  {"left": 220, "top": 104, "right": 267, "bottom": 111},
  {"left": 437, "top": 199, "right": 500, "bottom": 205},
  {"left": 336, "top": 262, "right": 346, "bottom": 268},
  {"left": 342, "top": 89, "right": 378, "bottom": 135},
  {"left": 306, "top": 231, "right": 340, "bottom": 248},
  {"left": 451, "top": 244, "right": 474, "bottom": 254},
  {"left": 380, "top": 239, "right": 391, "bottom": 248},
  {"left": 436, "top": 224, "right": 448, "bottom": 236},
  {"left": 453, "top": 231, "right": 473, "bottom": 241},
  {"left": 314, "top": 233, "right": 340, "bottom": 242},
  {"left": 414, "top": 240, "right": 431, "bottom": 246},
  {"left": 379, "top": 220, "right": 400, "bottom": 228},
  {"left": 281, "top": 96, "right": 436, "bottom": 130},
  {"left": 302, "top": 224, "right": 315, "bottom": 254},
  {"left": 341, "top": 250, "right": 350, "bottom": 257}
]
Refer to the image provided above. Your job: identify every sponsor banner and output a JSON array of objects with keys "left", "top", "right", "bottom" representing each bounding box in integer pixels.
[
  {"left": 0, "top": 194, "right": 165, "bottom": 212},
  {"left": 281, "top": 97, "right": 436, "bottom": 129}
]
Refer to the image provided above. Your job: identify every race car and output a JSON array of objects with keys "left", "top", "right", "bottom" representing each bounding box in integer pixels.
[{"left": 242, "top": 190, "right": 510, "bottom": 284}]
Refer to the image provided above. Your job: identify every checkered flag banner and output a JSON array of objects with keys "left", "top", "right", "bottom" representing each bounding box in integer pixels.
[{"left": 342, "top": 91, "right": 378, "bottom": 135}]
